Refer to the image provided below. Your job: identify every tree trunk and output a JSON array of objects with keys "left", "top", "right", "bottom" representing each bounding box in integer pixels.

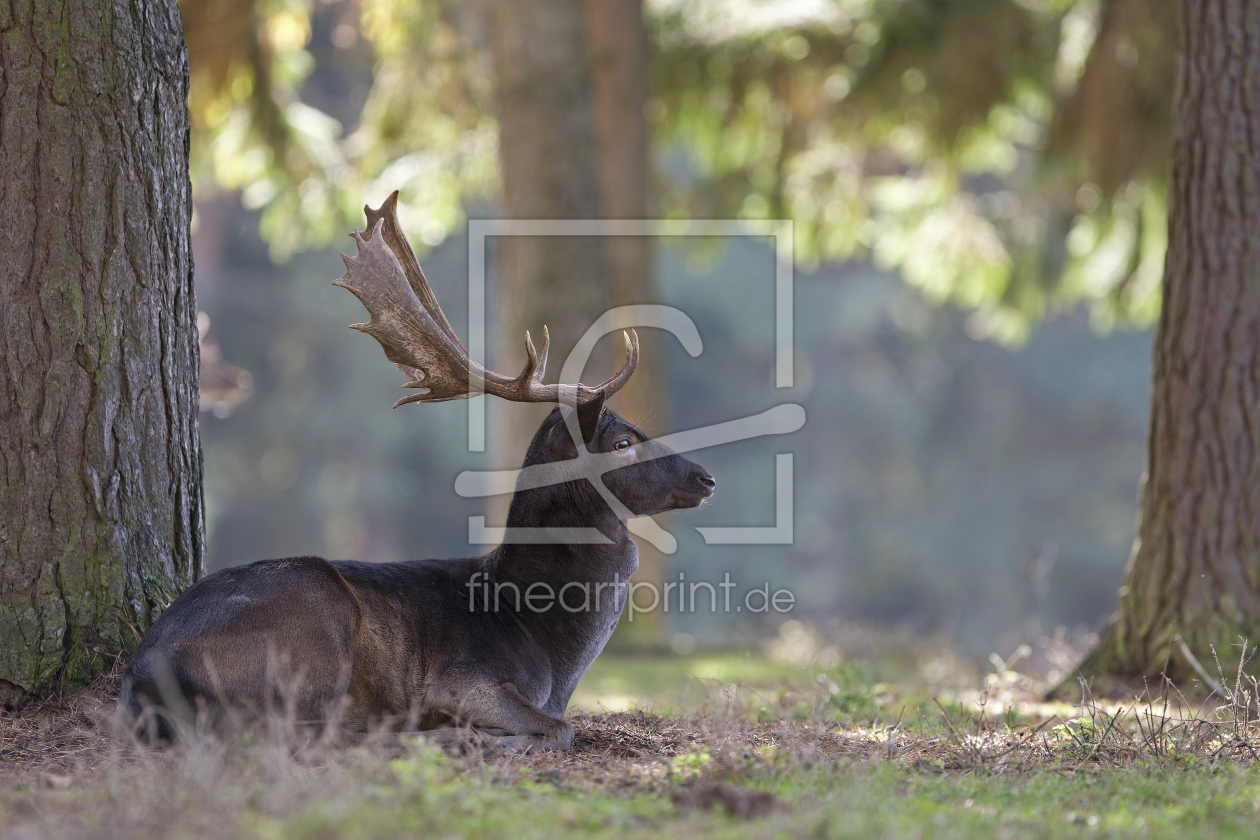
[
  {"left": 584, "top": 0, "right": 651, "bottom": 308},
  {"left": 487, "top": 0, "right": 609, "bottom": 445},
  {"left": 582, "top": 0, "right": 668, "bottom": 636},
  {"left": 0, "top": 0, "right": 203, "bottom": 706},
  {"left": 1073, "top": 0, "right": 1260, "bottom": 693},
  {"left": 486, "top": 0, "right": 665, "bottom": 637}
]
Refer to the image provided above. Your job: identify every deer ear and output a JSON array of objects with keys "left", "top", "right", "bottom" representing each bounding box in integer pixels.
[{"left": 576, "top": 392, "right": 606, "bottom": 447}]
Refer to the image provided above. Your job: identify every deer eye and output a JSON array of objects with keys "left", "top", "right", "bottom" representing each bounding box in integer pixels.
[{"left": 614, "top": 439, "right": 632, "bottom": 452}]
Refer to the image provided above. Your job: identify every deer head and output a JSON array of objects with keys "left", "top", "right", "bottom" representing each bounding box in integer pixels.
[
  {"left": 517, "top": 397, "right": 717, "bottom": 523},
  {"left": 334, "top": 193, "right": 715, "bottom": 535}
]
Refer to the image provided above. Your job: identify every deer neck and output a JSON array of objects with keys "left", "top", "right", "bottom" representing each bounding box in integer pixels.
[
  {"left": 484, "top": 482, "right": 637, "bottom": 704},
  {"left": 494, "top": 481, "right": 636, "bottom": 583}
]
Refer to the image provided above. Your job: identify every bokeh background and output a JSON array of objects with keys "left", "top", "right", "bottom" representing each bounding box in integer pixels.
[{"left": 187, "top": 0, "right": 1171, "bottom": 672}]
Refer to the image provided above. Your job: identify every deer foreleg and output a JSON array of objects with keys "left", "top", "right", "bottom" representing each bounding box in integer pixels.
[{"left": 425, "top": 680, "right": 574, "bottom": 752}]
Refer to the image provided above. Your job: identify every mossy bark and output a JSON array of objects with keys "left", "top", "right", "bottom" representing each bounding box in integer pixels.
[
  {"left": 0, "top": 0, "right": 203, "bottom": 706},
  {"left": 1071, "top": 0, "right": 1260, "bottom": 695}
]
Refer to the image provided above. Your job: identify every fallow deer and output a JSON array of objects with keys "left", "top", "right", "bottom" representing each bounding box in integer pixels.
[{"left": 120, "top": 193, "right": 715, "bottom": 750}]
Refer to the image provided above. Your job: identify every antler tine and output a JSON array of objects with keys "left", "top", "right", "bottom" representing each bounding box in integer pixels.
[
  {"left": 589, "top": 330, "right": 640, "bottom": 399},
  {"left": 536, "top": 326, "right": 551, "bottom": 382},
  {"left": 489, "top": 326, "right": 551, "bottom": 401},
  {"left": 522, "top": 328, "right": 546, "bottom": 383}
]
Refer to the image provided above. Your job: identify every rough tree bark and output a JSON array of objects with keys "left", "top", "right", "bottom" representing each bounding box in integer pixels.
[
  {"left": 0, "top": 0, "right": 203, "bottom": 706},
  {"left": 1073, "top": 0, "right": 1260, "bottom": 691}
]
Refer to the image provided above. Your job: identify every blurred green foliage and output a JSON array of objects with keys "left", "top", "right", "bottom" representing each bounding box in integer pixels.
[
  {"left": 183, "top": 0, "right": 1173, "bottom": 339},
  {"left": 649, "top": 0, "right": 1172, "bottom": 342},
  {"left": 184, "top": 0, "right": 495, "bottom": 261}
]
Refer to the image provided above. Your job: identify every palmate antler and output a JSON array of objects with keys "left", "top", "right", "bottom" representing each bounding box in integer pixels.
[{"left": 334, "top": 192, "right": 638, "bottom": 408}]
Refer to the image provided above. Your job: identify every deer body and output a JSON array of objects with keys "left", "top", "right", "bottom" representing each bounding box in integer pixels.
[
  {"left": 123, "top": 401, "right": 712, "bottom": 748},
  {"left": 121, "top": 193, "right": 714, "bottom": 748}
]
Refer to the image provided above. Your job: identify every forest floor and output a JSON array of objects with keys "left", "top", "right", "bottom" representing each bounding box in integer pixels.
[{"left": 4, "top": 636, "right": 1260, "bottom": 839}]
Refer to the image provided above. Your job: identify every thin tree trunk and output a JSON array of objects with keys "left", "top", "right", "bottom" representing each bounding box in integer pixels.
[
  {"left": 583, "top": 0, "right": 656, "bottom": 428},
  {"left": 1073, "top": 0, "right": 1260, "bottom": 693},
  {"left": 487, "top": 0, "right": 666, "bottom": 637},
  {"left": 487, "top": 0, "right": 609, "bottom": 452},
  {"left": 0, "top": 0, "right": 203, "bottom": 706},
  {"left": 582, "top": 0, "right": 667, "bottom": 635},
  {"left": 584, "top": 0, "right": 651, "bottom": 305}
]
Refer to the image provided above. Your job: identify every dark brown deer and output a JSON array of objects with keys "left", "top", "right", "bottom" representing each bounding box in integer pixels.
[{"left": 119, "top": 193, "right": 715, "bottom": 750}]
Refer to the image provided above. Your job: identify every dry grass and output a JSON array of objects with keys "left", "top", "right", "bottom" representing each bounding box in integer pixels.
[
  {"left": 6, "top": 644, "right": 1260, "bottom": 839},
  {"left": 5, "top": 657, "right": 1260, "bottom": 787},
  {"left": 0, "top": 663, "right": 836, "bottom": 796},
  {"left": 0, "top": 666, "right": 128, "bottom": 789}
]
